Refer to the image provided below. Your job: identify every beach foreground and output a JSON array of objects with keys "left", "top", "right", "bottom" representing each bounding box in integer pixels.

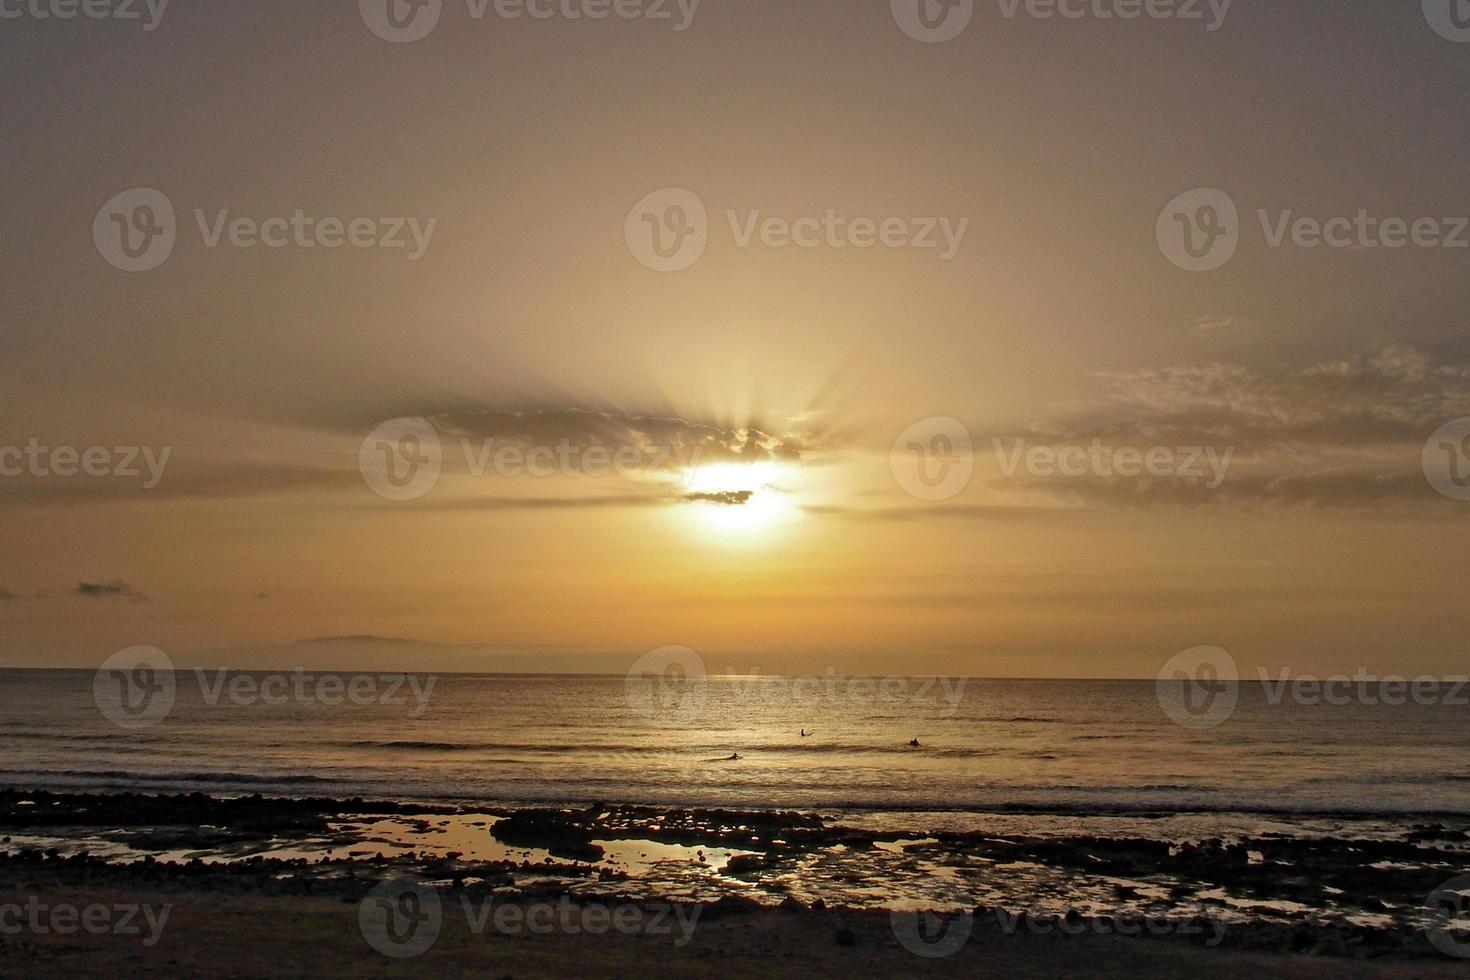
[
  {"left": 3, "top": 877, "right": 1464, "bottom": 980},
  {"left": 3, "top": 790, "right": 1469, "bottom": 976}
]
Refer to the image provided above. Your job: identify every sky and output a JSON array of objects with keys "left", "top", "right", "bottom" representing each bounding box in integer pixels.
[{"left": 2, "top": 1, "right": 1468, "bottom": 677}]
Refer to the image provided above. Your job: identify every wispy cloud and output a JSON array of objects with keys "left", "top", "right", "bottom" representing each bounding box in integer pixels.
[
  {"left": 977, "top": 344, "right": 1470, "bottom": 513},
  {"left": 1187, "top": 313, "right": 1254, "bottom": 340},
  {"left": 805, "top": 503, "right": 1076, "bottom": 521},
  {"left": 0, "top": 464, "right": 361, "bottom": 508},
  {"left": 436, "top": 494, "right": 668, "bottom": 510},
  {"left": 75, "top": 580, "right": 146, "bottom": 601}
]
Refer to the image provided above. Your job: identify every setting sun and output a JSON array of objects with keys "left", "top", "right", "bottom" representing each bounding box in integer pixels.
[{"left": 681, "top": 461, "right": 795, "bottom": 534}]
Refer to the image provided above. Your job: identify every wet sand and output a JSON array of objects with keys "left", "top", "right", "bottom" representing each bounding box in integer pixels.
[{"left": 4, "top": 879, "right": 1465, "bottom": 980}]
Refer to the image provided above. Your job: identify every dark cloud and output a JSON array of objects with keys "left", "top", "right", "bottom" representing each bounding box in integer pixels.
[
  {"left": 428, "top": 408, "right": 820, "bottom": 469},
  {"left": 685, "top": 491, "right": 755, "bottom": 506},
  {"left": 75, "top": 580, "right": 145, "bottom": 601}
]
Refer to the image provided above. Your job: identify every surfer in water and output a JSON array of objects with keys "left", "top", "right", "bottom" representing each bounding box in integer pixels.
[
  {"left": 908, "top": 738, "right": 921, "bottom": 748},
  {"left": 727, "top": 752, "right": 741, "bottom": 761},
  {"left": 800, "top": 729, "right": 813, "bottom": 738}
]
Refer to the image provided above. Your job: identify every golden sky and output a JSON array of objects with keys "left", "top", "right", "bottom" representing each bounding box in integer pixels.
[{"left": 2, "top": 2, "right": 1468, "bottom": 676}]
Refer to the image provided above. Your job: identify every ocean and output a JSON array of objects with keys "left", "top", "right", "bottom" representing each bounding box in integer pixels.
[{"left": 5, "top": 668, "right": 1469, "bottom": 823}]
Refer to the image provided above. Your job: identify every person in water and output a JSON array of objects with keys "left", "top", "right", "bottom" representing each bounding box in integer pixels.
[
  {"left": 908, "top": 738, "right": 920, "bottom": 748},
  {"left": 727, "top": 752, "right": 740, "bottom": 760},
  {"left": 800, "top": 729, "right": 813, "bottom": 737}
]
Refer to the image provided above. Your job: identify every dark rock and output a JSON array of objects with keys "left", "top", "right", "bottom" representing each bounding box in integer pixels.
[{"left": 724, "top": 854, "right": 768, "bottom": 874}]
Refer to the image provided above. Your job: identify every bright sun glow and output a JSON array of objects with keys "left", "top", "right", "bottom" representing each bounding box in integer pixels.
[{"left": 681, "top": 461, "right": 794, "bottom": 535}]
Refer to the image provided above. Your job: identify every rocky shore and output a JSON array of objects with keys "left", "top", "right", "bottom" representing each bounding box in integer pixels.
[{"left": 2, "top": 789, "right": 1467, "bottom": 971}]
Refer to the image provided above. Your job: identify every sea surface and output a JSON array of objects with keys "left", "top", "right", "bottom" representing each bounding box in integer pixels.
[{"left": 4, "top": 669, "right": 1469, "bottom": 826}]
